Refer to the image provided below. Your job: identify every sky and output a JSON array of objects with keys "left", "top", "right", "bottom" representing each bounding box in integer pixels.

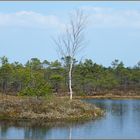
[{"left": 0, "top": 1, "right": 140, "bottom": 67}]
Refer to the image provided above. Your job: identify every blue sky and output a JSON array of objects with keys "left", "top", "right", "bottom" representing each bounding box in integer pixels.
[{"left": 0, "top": 1, "right": 140, "bottom": 67}]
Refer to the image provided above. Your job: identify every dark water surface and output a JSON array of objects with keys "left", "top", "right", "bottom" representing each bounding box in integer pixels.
[{"left": 1, "top": 99, "right": 140, "bottom": 139}]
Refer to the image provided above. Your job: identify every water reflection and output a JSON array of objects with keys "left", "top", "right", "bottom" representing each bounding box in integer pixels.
[
  {"left": 67, "top": 127, "right": 72, "bottom": 140},
  {"left": 0, "top": 125, "right": 9, "bottom": 138},
  {"left": 24, "top": 127, "right": 48, "bottom": 139},
  {"left": 1, "top": 99, "right": 140, "bottom": 139}
]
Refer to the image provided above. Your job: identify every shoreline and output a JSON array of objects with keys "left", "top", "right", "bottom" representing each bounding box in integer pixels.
[
  {"left": 73, "top": 95, "right": 140, "bottom": 99},
  {"left": 1, "top": 94, "right": 139, "bottom": 126}
]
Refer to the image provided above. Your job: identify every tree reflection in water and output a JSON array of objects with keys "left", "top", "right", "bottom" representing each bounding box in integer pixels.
[
  {"left": 24, "top": 126, "right": 48, "bottom": 139},
  {"left": 0, "top": 124, "right": 9, "bottom": 138}
]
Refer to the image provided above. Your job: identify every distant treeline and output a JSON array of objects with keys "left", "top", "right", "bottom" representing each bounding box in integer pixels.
[{"left": 0, "top": 56, "right": 140, "bottom": 96}]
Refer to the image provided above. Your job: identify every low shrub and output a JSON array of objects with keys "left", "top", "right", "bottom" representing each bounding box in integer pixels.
[{"left": 19, "top": 82, "right": 52, "bottom": 97}]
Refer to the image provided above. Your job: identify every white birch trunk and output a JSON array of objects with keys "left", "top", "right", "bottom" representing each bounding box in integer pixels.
[
  {"left": 54, "top": 10, "right": 87, "bottom": 100},
  {"left": 69, "top": 58, "right": 73, "bottom": 100}
]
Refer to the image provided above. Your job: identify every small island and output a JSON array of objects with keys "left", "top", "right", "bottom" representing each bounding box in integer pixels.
[{"left": 0, "top": 95, "right": 104, "bottom": 125}]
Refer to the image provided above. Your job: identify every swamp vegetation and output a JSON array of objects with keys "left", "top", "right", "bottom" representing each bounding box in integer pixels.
[{"left": 0, "top": 56, "right": 139, "bottom": 97}]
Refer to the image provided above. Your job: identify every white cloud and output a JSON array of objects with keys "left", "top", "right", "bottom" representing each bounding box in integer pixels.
[
  {"left": 0, "top": 8, "right": 140, "bottom": 30},
  {"left": 81, "top": 6, "right": 140, "bottom": 28},
  {"left": 0, "top": 11, "right": 65, "bottom": 30}
]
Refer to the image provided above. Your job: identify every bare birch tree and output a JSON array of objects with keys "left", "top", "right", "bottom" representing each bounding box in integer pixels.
[{"left": 53, "top": 9, "right": 87, "bottom": 100}]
